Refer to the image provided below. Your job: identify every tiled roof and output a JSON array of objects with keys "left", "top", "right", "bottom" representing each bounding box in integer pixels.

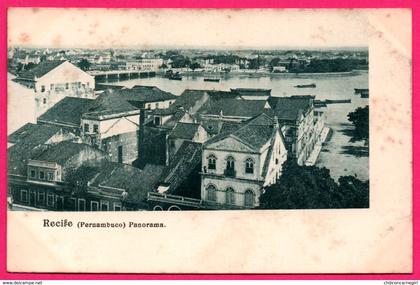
[
  {"left": 7, "top": 123, "right": 64, "bottom": 176},
  {"left": 268, "top": 96, "right": 314, "bottom": 121},
  {"left": 38, "top": 97, "right": 95, "bottom": 127},
  {"left": 75, "top": 162, "right": 164, "bottom": 205},
  {"left": 32, "top": 141, "right": 105, "bottom": 165},
  {"left": 202, "top": 97, "right": 269, "bottom": 118},
  {"left": 169, "top": 89, "right": 209, "bottom": 112},
  {"left": 204, "top": 113, "right": 277, "bottom": 151},
  {"left": 83, "top": 86, "right": 176, "bottom": 119},
  {"left": 158, "top": 141, "right": 202, "bottom": 195},
  {"left": 168, "top": 122, "right": 201, "bottom": 140},
  {"left": 17, "top": 60, "right": 66, "bottom": 80}
]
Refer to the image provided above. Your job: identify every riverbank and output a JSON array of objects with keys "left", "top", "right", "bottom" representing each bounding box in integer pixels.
[{"left": 157, "top": 70, "right": 366, "bottom": 79}]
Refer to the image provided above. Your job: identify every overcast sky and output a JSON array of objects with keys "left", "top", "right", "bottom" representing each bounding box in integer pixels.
[{"left": 8, "top": 8, "right": 368, "bottom": 49}]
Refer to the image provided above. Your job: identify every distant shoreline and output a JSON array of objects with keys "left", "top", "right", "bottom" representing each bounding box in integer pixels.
[{"left": 158, "top": 70, "right": 367, "bottom": 79}]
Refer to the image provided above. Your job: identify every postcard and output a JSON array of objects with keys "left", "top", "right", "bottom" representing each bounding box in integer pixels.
[{"left": 6, "top": 8, "right": 412, "bottom": 273}]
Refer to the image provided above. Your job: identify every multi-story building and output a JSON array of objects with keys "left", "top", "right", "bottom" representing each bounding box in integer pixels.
[
  {"left": 13, "top": 60, "right": 95, "bottom": 117},
  {"left": 126, "top": 58, "right": 164, "bottom": 72},
  {"left": 268, "top": 95, "right": 317, "bottom": 165},
  {"left": 201, "top": 113, "right": 287, "bottom": 209}
]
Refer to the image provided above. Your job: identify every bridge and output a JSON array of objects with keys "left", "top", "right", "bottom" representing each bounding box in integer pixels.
[{"left": 87, "top": 70, "right": 156, "bottom": 83}]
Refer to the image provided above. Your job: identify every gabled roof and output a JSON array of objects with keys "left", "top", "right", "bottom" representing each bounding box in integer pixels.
[
  {"left": 38, "top": 97, "right": 95, "bottom": 127},
  {"left": 201, "top": 98, "right": 269, "bottom": 118},
  {"left": 268, "top": 96, "right": 314, "bottom": 121},
  {"left": 32, "top": 141, "right": 105, "bottom": 165},
  {"left": 168, "top": 122, "right": 201, "bottom": 140},
  {"left": 17, "top": 60, "right": 66, "bottom": 80},
  {"left": 158, "top": 141, "right": 202, "bottom": 194},
  {"left": 8, "top": 123, "right": 64, "bottom": 175},
  {"left": 204, "top": 113, "right": 278, "bottom": 152},
  {"left": 169, "top": 89, "right": 210, "bottom": 112}
]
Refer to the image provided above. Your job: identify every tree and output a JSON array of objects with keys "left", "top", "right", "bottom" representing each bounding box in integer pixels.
[
  {"left": 347, "top": 106, "right": 369, "bottom": 142},
  {"left": 78, "top": 58, "right": 91, "bottom": 71},
  {"left": 189, "top": 62, "right": 201, "bottom": 71},
  {"left": 259, "top": 159, "right": 369, "bottom": 209}
]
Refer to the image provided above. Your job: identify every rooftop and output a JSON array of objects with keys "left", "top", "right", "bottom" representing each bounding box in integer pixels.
[
  {"left": 268, "top": 96, "right": 314, "bottom": 121},
  {"left": 38, "top": 97, "right": 95, "bottom": 127},
  {"left": 168, "top": 122, "right": 201, "bottom": 140},
  {"left": 201, "top": 97, "right": 270, "bottom": 118},
  {"left": 17, "top": 60, "right": 66, "bottom": 80}
]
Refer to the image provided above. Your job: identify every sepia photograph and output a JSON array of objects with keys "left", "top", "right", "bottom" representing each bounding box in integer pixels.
[
  {"left": 7, "top": 8, "right": 369, "bottom": 212},
  {"left": 5, "top": 8, "right": 412, "bottom": 274}
]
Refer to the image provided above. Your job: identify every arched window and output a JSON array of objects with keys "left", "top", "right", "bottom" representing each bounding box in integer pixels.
[
  {"left": 226, "top": 156, "right": 235, "bottom": 170},
  {"left": 207, "top": 185, "right": 217, "bottom": 202},
  {"left": 244, "top": 189, "right": 255, "bottom": 207},
  {"left": 208, "top": 154, "right": 217, "bottom": 170},
  {"left": 226, "top": 187, "right": 235, "bottom": 205},
  {"left": 245, "top": 158, "right": 254, "bottom": 174}
]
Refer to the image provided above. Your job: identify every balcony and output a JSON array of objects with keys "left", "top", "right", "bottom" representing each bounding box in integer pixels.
[{"left": 224, "top": 168, "right": 236, "bottom": 177}]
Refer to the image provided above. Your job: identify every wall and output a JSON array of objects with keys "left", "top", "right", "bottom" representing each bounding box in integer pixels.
[
  {"left": 81, "top": 114, "right": 139, "bottom": 139},
  {"left": 7, "top": 78, "right": 36, "bottom": 134},
  {"left": 101, "top": 131, "right": 138, "bottom": 164},
  {"left": 201, "top": 176, "right": 262, "bottom": 208}
]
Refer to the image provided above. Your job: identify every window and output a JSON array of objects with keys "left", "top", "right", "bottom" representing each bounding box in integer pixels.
[
  {"left": 275, "top": 158, "right": 279, "bottom": 165},
  {"left": 84, "top": 123, "right": 89, "bottom": 133},
  {"left": 50, "top": 84, "right": 54, "bottom": 90},
  {"left": 41, "top": 85, "right": 45, "bottom": 92},
  {"left": 39, "top": 171, "right": 45, "bottom": 180},
  {"left": 65, "top": 83, "right": 69, "bottom": 89},
  {"left": 20, "top": 190, "right": 28, "bottom": 202},
  {"left": 147, "top": 104, "right": 151, "bottom": 110},
  {"left": 226, "top": 187, "right": 235, "bottom": 205},
  {"left": 155, "top": 103, "right": 159, "bottom": 108},
  {"left": 207, "top": 185, "right": 217, "bottom": 202},
  {"left": 56, "top": 196, "right": 64, "bottom": 210},
  {"left": 226, "top": 156, "right": 235, "bottom": 170},
  {"left": 244, "top": 190, "right": 255, "bottom": 207},
  {"left": 47, "top": 193, "right": 54, "bottom": 206},
  {"left": 70, "top": 198, "right": 77, "bottom": 210},
  {"left": 93, "top": 124, "right": 99, "bottom": 133},
  {"left": 114, "top": 203, "right": 122, "bottom": 211},
  {"left": 47, "top": 172, "right": 54, "bottom": 181},
  {"left": 208, "top": 154, "right": 216, "bottom": 170},
  {"left": 38, "top": 192, "right": 45, "bottom": 204},
  {"left": 101, "top": 201, "right": 109, "bottom": 211},
  {"left": 154, "top": 116, "right": 161, "bottom": 125},
  {"left": 245, "top": 158, "right": 254, "bottom": 174},
  {"left": 91, "top": 201, "right": 99, "bottom": 211},
  {"left": 30, "top": 169, "right": 36, "bottom": 178},
  {"left": 78, "top": 199, "right": 86, "bottom": 211},
  {"left": 78, "top": 82, "right": 81, "bottom": 88},
  {"left": 118, "top": 146, "right": 123, "bottom": 164},
  {"left": 43, "top": 98, "right": 47, "bottom": 104}
]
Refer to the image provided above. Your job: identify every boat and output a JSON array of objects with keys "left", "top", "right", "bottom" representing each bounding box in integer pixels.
[
  {"left": 294, "top": 83, "right": 316, "bottom": 88},
  {"left": 360, "top": 90, "right": 369, "bottom": 98},
  {"left": 325, "top": 99, "right": 351, "bottom": 104},
  {"left": 168, "top": 75, "right": 182, "bottom": 81},
  {"left": 354, "top": 88, "right": 368, "bottom": 94},
  {"left": 204, "top": 78, "right": 220, "bottom": 82}
]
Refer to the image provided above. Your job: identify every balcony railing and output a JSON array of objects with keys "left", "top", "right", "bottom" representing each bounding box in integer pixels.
[{"left": 224, "top": 168, "right": 236, "bottom": 177}]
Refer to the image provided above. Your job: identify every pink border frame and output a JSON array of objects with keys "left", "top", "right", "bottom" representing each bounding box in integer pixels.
[{"left": 0, "top": 0, "right": 417, "bottom": 280}]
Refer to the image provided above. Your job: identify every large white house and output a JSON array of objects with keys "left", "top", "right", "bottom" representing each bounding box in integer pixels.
[
  {"left": 201, "top": 113, "right": 287, "bottom": 209},
  {"left": 13, "top": 60, "right": 95, "bottom": 117}
]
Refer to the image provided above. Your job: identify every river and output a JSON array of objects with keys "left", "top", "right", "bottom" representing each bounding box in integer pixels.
[{"left": 112, "top": 71, "right": 369, "bottom": 181}]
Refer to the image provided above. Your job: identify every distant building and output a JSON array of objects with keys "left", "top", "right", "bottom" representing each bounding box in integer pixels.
[
  {"left": 13, "top": 60, "right": 95, "bottom": 117},
  {"left": 272, "top": 66, "right": 287, "bottom": 73},
  {"left": 201, "top": 113, "right": 287, "bottom": 209},
  {"left": 126, "top": 58, "right": 164, "bottom": 72}
]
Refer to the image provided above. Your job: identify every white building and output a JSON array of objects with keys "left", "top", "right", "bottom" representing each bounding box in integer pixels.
[
  {"left": 201, "top": 113, "right": 287, "bottom": 209},
  {"left": 126, "top": 58, "right": 164, "bottom": 72},
  {"left": 13, "top": 60, "right": 95, "bottom": 117}
]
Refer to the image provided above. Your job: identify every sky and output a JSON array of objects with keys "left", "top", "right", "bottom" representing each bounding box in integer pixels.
[{"left": 8, "top": 8, "right": 369, "bottom": 49}]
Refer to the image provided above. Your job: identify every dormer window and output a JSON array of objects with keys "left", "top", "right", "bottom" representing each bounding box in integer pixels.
[
  {"left": 245, "top": 158, "right": 254, "bottom": 174},
  {"left": 208, "top": 154, "right": 217, "bottom": 170}
]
